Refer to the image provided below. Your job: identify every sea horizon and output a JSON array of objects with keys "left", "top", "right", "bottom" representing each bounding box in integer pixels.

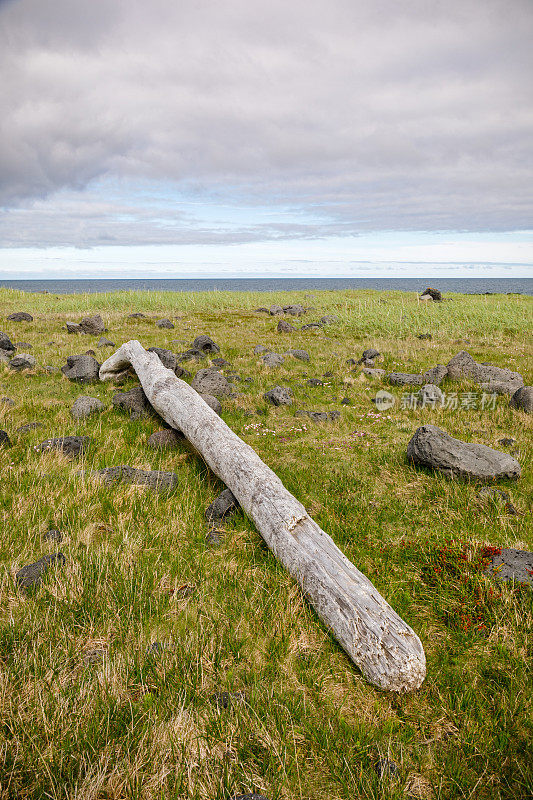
[{"left": 0, "top": 276, "right": 532, "bottom": 295}]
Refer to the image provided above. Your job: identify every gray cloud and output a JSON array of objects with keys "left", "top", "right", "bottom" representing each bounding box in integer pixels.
[{"left": 1, "top": 0, "right": 532, "bottom": 246}]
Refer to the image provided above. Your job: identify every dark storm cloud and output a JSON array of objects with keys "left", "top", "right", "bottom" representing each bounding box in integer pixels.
[{"left": 0, "top": 0, "right": 532, "bottom": 246}]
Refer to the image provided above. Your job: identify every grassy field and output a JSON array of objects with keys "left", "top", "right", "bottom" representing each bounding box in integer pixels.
[{"left": 0, "top": 287, "right": 531, "bottom": 800}]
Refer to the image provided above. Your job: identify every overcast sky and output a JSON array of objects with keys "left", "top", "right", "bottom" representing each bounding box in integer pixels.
[{"left": 1, "top": 0, "right": 532, "bottom": 277}]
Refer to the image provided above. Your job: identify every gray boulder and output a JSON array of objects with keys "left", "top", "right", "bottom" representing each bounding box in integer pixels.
[
  {"left": 277, "top": 319, "right": 295, "bottom": 333},
  {"left": 286, "top": 349, "right": 310, "bottom": 362},
  {"left": 510, "top": 386, "right": 533, "bottom": 413},
  {"left": 264, "top": 386, "right": 293, "bottom": 406},
  {"left": 71, "top": 396, "right": 105, "bottom": 419},
  {"left": 388, "top": 372, "right": 425, "bottom": 386},
  {"left": 79, "top": 315, "right": 106, "bottom": 335},
  {"left": 421, "top": 287, "right": 442, "bottom": 301},
  {"left": 97, "top": 336, "right": 115, "bottom": 348},
  {"left": 176, "top": 348, "right": 205, "bottom": 363},
  {"left": 357, "top": 348, "right": 380, "bottom": 364},
  {"left": 156, "top": 318, "right": 174, "bottom": 329},
  {"left": 40, "top": 436, "right": 92, "bottom": 457},
  {"left": 128, "top": 312, "right": 146, "bottom": 319},
  {"left": 9, "top": 353, "right": 36, "bottom": 371},
  {"left": 283, "top": 304, "right": 305, "bottom": 316},
  {"left": 44, "top": 529, "right": 63, "bottom": 543},
  {"left": 61, "top": 354, "right": 101, "bottom": 383},
  {"left": 407, "top": 425, "right": 521, "bottom": 481},
  {"left": 192, "top": 335, "right": 220, "bottom": 353},
  {"left": 0, "top": 332, "right": 15, "bottom": 353},
  {"left": 16, "top": 553, "right": 65, "bottom": 590},
  {"left": 254, "top": 345, "right": 270, "bottom": 354},
  {"left": 417, "top": 384, "right": 444, "bottom": 408},
  {"left": 301, "top": 322, "right": 323, "bottom": 330},
  {"left": 199, "top": 393, "right": 222, "bottom": 415},
  {"left": 423, "top": 364, "right": 448, "bottom": 385},
  {"left": 146, "top": 347, "right": 185, "bottom": 375},
  {"left": 298, "top": 410, "right": 340, "bottom": 422},
  {"left": 261, "top": 352, "right": 284, "bottom": 367},
  {"left": 96, "top": 465, "right": 179, "bottom": 491},
  {"left": 112, "top": 386, "right": 153, "bottom": 419},
  {"left": 191, "top": 368, "right": 233, "bottom": 397},
  {"left": 205, "top": 488, "right": 239, "bottom": 524},
  {"left": 363, "top": 368, "right": 386, "bottom": 379},
  {"left": 147, "top": 429, "right": 184, "bottom": 449},
  {"left": 446, "top": 351, "right": 523, "bottom": 395},
  {"left": 269, "top": 304, "right": 284, "bottom": 316},
  {"left": 483, "top": 548, "right": 533, "bottom": 585},
  {"left": 7, "top": 312, "right": 33, "bottom": 322},
  {"left": 65, "top": 322, "right": 82, "bottom": 334}
]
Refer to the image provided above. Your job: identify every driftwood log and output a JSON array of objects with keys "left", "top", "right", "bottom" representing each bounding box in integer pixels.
[{"left": 100, "top": 341, "right": 426, "bottom": 692}]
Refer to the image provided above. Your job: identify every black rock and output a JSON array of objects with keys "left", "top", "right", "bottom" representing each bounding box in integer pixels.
[
  {"left": 205, "top": 529, "right": 224, "bottom": 545},
  {"left": 199, "top": 393, "right": 223, "bottom": 415},
  {"left": 253, "top": 345, "right": 270, "bottom": 355},
  {"left": 61, "top": 354, "right": 101, "bottom": 383},
  {"left": 0, "top": 430, "right": 11, "bottom": 447},
  {"left": 206, "top": 488, "right": 239, "bottom": 524},
  {"left": 269, "top": 304, "right": 284, "bottom": 316},
  {"left": 446, "top": 351, "right": 523, "bottom": 395},
  {"left": 156, "top": 318, "right": 174, "bottom": 329},
  {"left": 277, "top": 319, "right": 295, "bottom": 332},
  {"left": 9, "top": 354, "right": 36, "bottom": 371},
  {"left": 40, "top": 436, "right": 92, "bottom": 458},
  {"left": 44, "top": 529, "right": 64, "bottom": 543},
  {"left": 307, "top": 378, "right": 323, "bottom": 386},
  {"left": 261, "top": 352, "right": 284, "bottom": 367},
  {"left": 146, "top": 346, "right": 186, "bottom": 376},
  {"left": 341, "top": 397, "right": 351, "bottom": 405},
  {"left": 65, "top": 322, "right": 82, "bottom": 334},
  {"left": 418, "top": 333, "right": 432, "bottom": 340},
  {"left": 211, "top": 357, "right": 231, "bottom": 368},
  {"left": 192, "top": 335, "right": 220, "bottom": 353},
  {"left": 283, "top": 304, "right": 305, "bottom": 316},
  {"left": 128, "top": 312, "right": 146, "bottom": 319},
  {"left": 357, "top": 348, "right": 380, "bottom": 364},
  {"left": 16, "top": 422, "right": 42, "bottom": 433},
  {"left": 229, "top": 794, "right": 269, "bottom": 800},
  {"left": 388, "top": 372, "right": 425, "bottom": 386},
  {"left": 0, "top": 332, "right": 15, "bottom": 353},
  {"left": 176, "top": 348, "right": 205, "bottom": 363},
  {"left": 421, "top": 287, "right": 442, "bottom": 301},
  {"left": 407, "top": 425, "right": 521, "bottom": 481},
  {"left": 483, "top": 548, "right": 533, "bottom": 585},
  {"left": 112, "top": 387, "right": 153, "bottom": 419},
  {"left": 376, "top": 758, "right": 399, "bottom": 778},
  {"left": 70, "top": 396, "right": 105, "bottom": 419},
  {"left": 16, "top": 553, "right": 65, "bottom": 590},
  {"left": 79, "top": 315, "right": 106, "bottom": 335},
  {"left": 286, "top": 349, "right": 310, "bottom": 362},
  {"left": 97, "top": 336, "right": 115, "bottom": 348},
  {"left": 7, "top": 312, "right": 33, "bottom": 322},
  {"left": 147, "top": 429, "right": 184, "bottom": 449},
  {"left": 320, "top": 315, "right": 339, "bottom": 324},
  {"left": 498, "top": 437, "right": 516, "bottom": 447},
  {"left": 191, "top": 368, "right": 233, "bottom": 397},
  {"left": 96, "top": 465, "right": 179, "bottom": 490},
  {"left": 510, "top": 386, "right": 533, "bottom": 414},
  {"left": 301, "top": 323, "right": 323, "bottom": 330},
  {"left": 264, "top": 386, "right": 293, "bottom": 406},
  {"left": 211, "top": 690, "right": 247, "bottom": 709}
]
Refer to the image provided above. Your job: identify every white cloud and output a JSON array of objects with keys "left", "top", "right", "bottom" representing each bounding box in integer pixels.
[{"left": 0, "top": 0, "right": 532, "bottom": 248}]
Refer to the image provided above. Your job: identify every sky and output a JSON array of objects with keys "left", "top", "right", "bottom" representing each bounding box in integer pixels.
[{"left": 0, "top": 0, "right": 532, "bottom": 279}]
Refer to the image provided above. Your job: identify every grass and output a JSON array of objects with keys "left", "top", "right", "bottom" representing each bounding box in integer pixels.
[{"left": 0, "top": 286, "right": 531, "bottom": 800}]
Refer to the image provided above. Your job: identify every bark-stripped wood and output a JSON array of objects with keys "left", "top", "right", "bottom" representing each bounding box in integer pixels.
[{"left": 100, "top": 341, "right": 426, "bottom": 692}]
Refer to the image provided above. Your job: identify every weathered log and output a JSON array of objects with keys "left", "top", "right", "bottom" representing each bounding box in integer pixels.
[{"left": 100, "top": 341, "right": 426, "bottom": 692}]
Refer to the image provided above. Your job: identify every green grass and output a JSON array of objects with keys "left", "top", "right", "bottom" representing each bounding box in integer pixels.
[{"left": 0, "top": 287, "right": 531, "bottom": 800}]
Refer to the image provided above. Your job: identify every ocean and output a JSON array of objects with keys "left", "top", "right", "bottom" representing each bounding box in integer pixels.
[{"left": 0, "top": 277, "right": 531, "bottom": 295}]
